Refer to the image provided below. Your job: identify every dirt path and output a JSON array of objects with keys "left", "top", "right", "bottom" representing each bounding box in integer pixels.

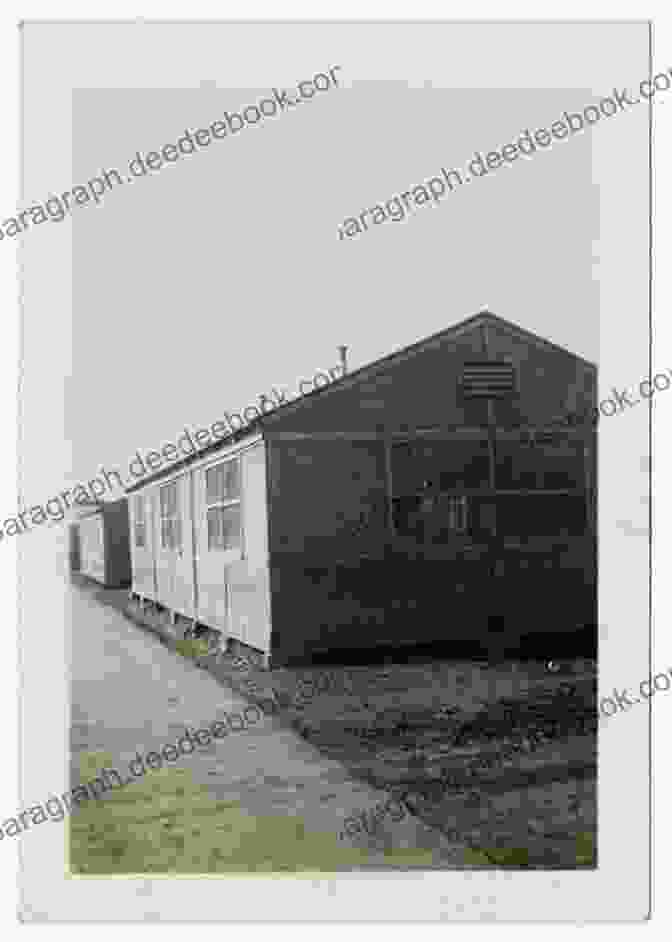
[{"left": 69, "top": 579, "right": 465, "bottom": 870}]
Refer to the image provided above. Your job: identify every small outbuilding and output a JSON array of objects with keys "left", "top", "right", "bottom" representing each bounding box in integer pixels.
[
  {"left": 77, "top": 498, "right": 132, "bottom": 588},
  {"left": 68, "top": 523, "right": 81, "bottom": 574},
  {"left": 126, "top": 312, "right": 597, "bottom": 667}
]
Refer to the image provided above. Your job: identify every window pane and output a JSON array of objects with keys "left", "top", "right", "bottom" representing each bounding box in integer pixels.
[
  {"left": 207, "top": 505, "right": 241, "bottom": 551},
  {"left": 207, "top": 507, "right": 222, "bottom": 549},
  {"left": 448, "top": 496, "right": 468, "bottom": 533},
  {"left": 392, "top": 439, "right": 490, "bottom": 495},
  {"left": 134, "top": 495, "right": 144, "bottom": 524},
  {"left": 205, "top": 467, "right": 223, "bottom": 503},
  {"left": 206, "top": 460, "right": 240, "bottom": 504},
  {"left": 223, "top": 461, "right": 240, "bottom": 499},
  {"left": 167, "top": 519, "right": 182, "bottom": 551},
  {"left": 393, "top": 494, "right": 470, "bottom": 543},
  {"left": 221, "top": 505, "right": 241, "bottom": 550},
  {"left": 496, "top": 442, "right": 541, "bottom": 489},
  {"left": 135, "top": 523, "right": 145, "bottom": 548},
  {"left": 160, "top": 483, "right": 178, "bottom": 517}
]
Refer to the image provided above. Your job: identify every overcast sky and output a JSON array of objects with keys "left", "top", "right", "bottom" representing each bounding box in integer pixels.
[{"left": 52, "top": 21, "right": 647, "bottom": 487}]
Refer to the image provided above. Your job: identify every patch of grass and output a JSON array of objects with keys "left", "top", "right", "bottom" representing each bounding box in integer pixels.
[
  {"left": 463, "top": 846, "right": 530, "bottom": 867},
  {"left": 174, "top": 638, "right": 212, "bottom": 661},
  {"left": 69, "top": 753, "right": 436, "bottom": 874},
  {"left": 463, "top": 847, "right": 494, "bottom": 865},
  {"left": 464, "top": 832, "right": 597, "bottom": 868},
  {"left": 576, "top": 830, "right": 596, "bottom": 866}
]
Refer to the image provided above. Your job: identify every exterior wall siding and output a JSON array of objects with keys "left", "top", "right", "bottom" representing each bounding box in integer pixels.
[
  {"left": 127, "top": 439, "right": 272, "bottom": 653},
  {"left": 264, "top": 316, "right": 597, "bottom": 666},
  {"left": 267, "top": 438, "right": 388, "bottom": 664}
]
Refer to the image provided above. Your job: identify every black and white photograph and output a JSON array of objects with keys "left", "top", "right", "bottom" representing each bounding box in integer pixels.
[{"left": 10, "top": 16, "right": 654, "bottom": 923}]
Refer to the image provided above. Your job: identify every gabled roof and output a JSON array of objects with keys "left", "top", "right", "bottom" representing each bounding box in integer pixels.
[
  {"left": 125, "top": 311, "right": 596, "bottom": 493},
  {"left": 258, "top": 310, "right": 596, "bottom": 428}
]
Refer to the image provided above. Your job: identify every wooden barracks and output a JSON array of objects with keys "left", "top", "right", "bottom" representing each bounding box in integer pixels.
[
  {"left": 73, "top": 499, "right": 132, "bottom": 588},
  {"left": 125, "top": 312, "right": 597, "bottom": 667}
]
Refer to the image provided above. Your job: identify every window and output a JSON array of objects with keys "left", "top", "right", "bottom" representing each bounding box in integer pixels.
[
  {"left": 160, "top": 482, "right": 182, "bottom": 551},
  {"left": 393, "top": 493, "right": 470, "bottom": 542},
  {"left": 205, "top": 459, "right": 242, "bottom": 552},
  {"left": 391, "top": 439, "right": 490, "bottom": 496},
  {"left": 447, "top": 496, "right": 468, "bottom": 533},
  {"left": 497, "top": 437, "right": 584, "bottom": 490},
  {"left": 133, "top": 495, "right": 146, "bottom": 548},
  {"left": 390, "top": 439, "right": 481, "bottom": 543}
]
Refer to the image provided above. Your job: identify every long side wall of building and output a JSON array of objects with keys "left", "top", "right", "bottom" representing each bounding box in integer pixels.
[{"left": 128, "top": 440, "right": 272, "bottom": 654}]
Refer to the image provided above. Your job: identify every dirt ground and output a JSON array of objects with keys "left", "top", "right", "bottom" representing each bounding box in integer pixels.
[{"left": 201, "top": 653, "right": 598, "bottom": 868}]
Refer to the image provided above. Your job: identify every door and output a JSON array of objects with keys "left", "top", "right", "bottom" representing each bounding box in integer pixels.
[
  {"left": 193, "top": 455, "right": 243, "bottom": 633},
  {"left": 155, "top": 475, "right": 195, "bottom": 617},
  {"left": 130, "top": 491, "right": 158, "bottom": 600}
]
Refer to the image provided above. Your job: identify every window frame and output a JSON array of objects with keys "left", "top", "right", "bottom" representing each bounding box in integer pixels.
[
  {"left": 388, "top": 430, "right": 589, "bottom": 545},
  {"left": 133, "top": 494, "right": 147, "bottom": 549},
  {"left": 204, "top": 457, "right": 244, "bottom": 559},
  {"left": 447, "top": 495, "right": 469, "bottom": 534},
  {"left": 159, "top": 480, "right": 182, "bottom": 552},
  {"left": 389, "top": 437, "right": 481, "bottom": 544}
]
